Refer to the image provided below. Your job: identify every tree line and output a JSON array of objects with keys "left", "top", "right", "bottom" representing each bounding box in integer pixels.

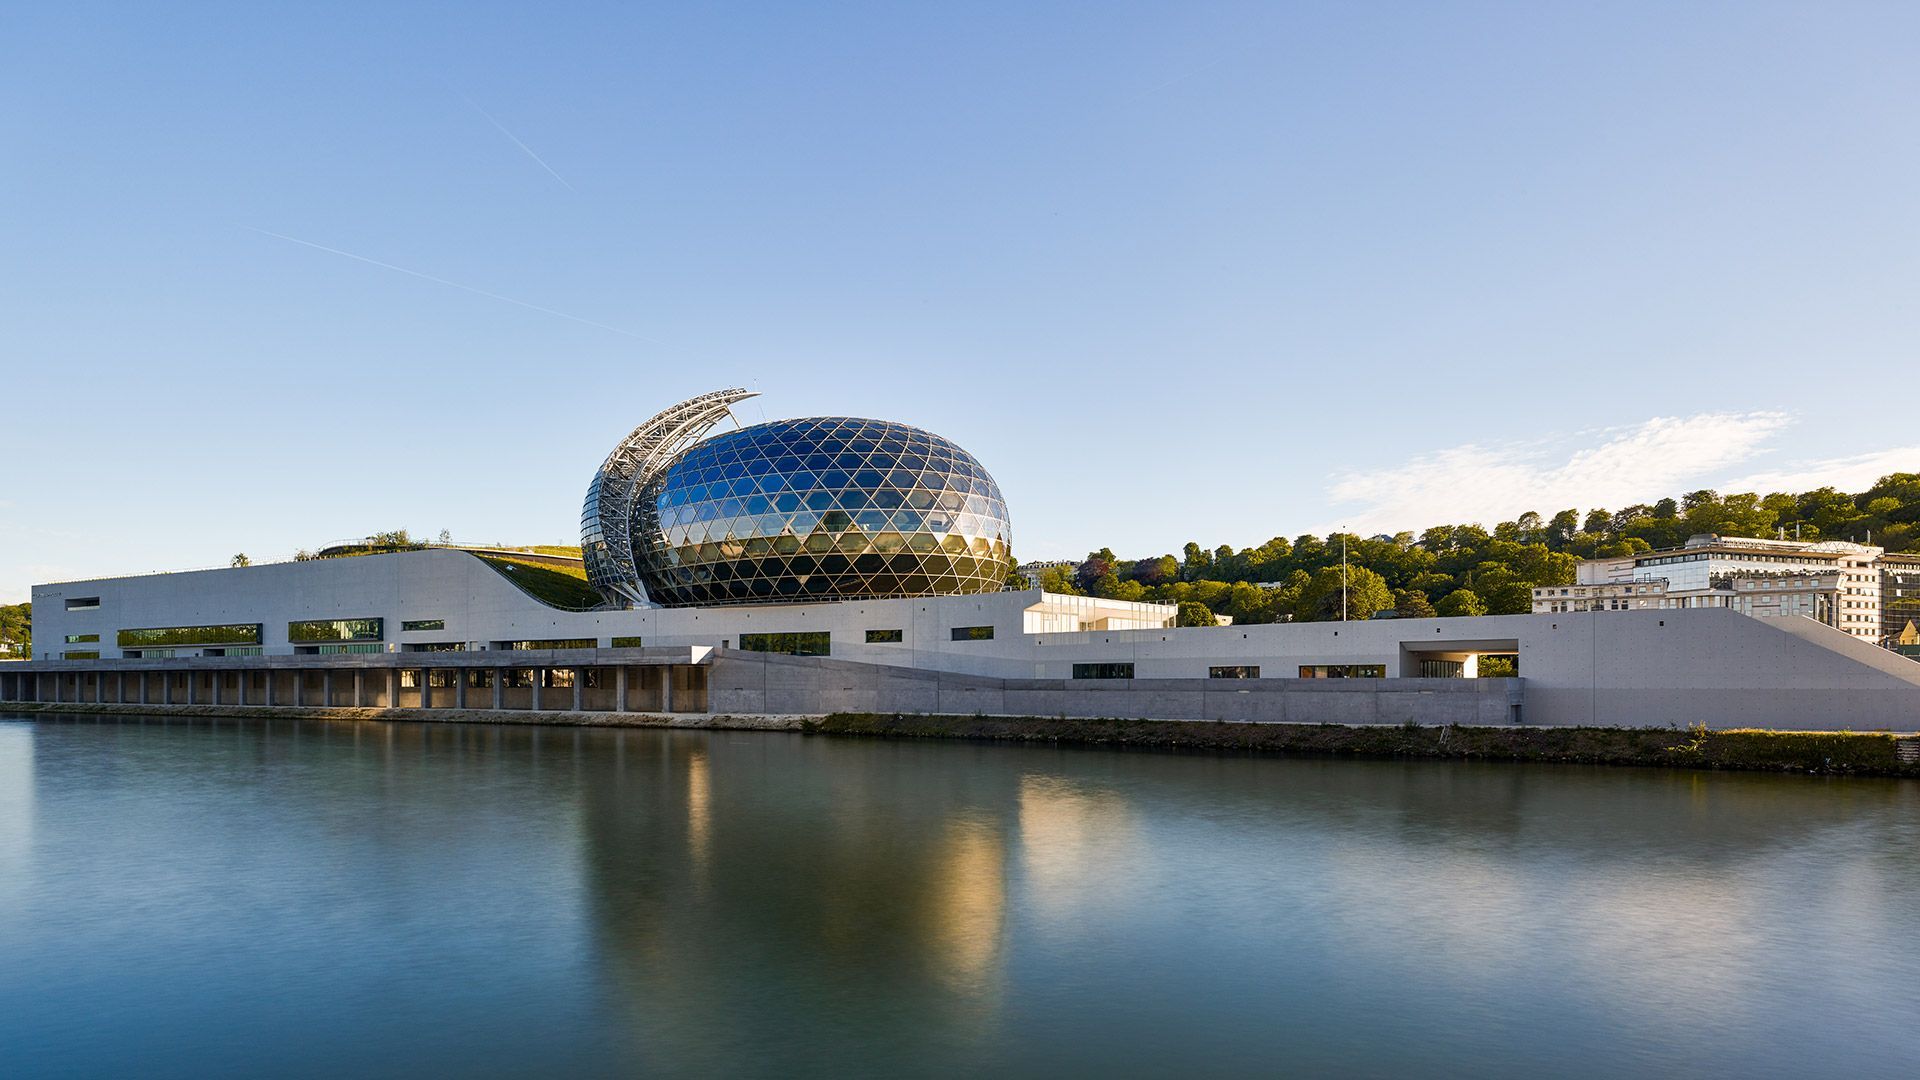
[
  {"left": 0, "top": 602, "right": 29, "bottom": 652},
  {"left": 1035, "top": 474, "right": 1920, "bottom": 626}
]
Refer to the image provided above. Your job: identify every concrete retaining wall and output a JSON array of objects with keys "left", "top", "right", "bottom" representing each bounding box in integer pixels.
[{"left": 710, "top": 652, "right": 1521, "bottom": 725}]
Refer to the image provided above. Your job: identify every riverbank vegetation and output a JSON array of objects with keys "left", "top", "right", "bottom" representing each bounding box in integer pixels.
[
  {"left": 811, "top": 713, "right": 1920, "bottom": 777},
  {"left": 1038, "top": 474, "right": 1920, "bottom": 625}
]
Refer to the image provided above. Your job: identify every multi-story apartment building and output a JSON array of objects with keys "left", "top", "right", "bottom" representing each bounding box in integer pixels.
[
  {"left": 1531, "top": 579, "right": 1671, "bottom": 613},
  {"left": 1535, "top": 534, "right": 1890, "bottom": 640},
  {"left": 1881, "top": 552, "right": 1920, "bottom": 643},
  {"left": 1015, "top": 560, "right": 1076, "bottom": 589}
]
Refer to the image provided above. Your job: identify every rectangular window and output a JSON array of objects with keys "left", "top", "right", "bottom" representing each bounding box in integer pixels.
[
  {"left": 611, "top": 636, "right": 645, "bottom": 648},
  {"left": 123, "top": 648, "right": 175, "bottom": 659},
  {"left": 739, "top": 631, "right": 831, "bottom": 656},
  {"left": 865, "top": 629, "right": 904, "bottom": 643},
  {"left": 465, "top": 669, "right": 495, "bottom": 688},
  {"left": 499, "top": 638, "right": 597, "bottom": 651},
  {"left": 1419, "top": 659, "right": 1466, "bottom": 678},
  {"left": 1298, "top": 664, "right": 1387, "bottom": 679},
  {"left": 64, "top": 634, "right": 99, "bottom": 643},
  {"left": 1209, "top": 665, "right": 1260, "bottom": 679},
  {"left": 403, "top": 642, "right": 465, "bottom": 652},
  {"left": 401, "top": 619, "right": 445, "bottom": 632},
  {"left": 298, "top": 643, "right": 385, "bottom": 655},
  {"left": 119, "top": 624, "right": 262, "bottom": 648},
  {"left": 951, "top": 625, "right": 995, "bottom": 641},
  {"left": 62, "top": 650, "right": 100, "bottom": 660},
  {"left": 1072, "top": 662, "right": 1134, "bottom": 679},
  {"left": 288, "top": 618, "right": 383, "bottom": 643},
  {"left": 64, "top": 597, "right": 100, "bottom": 610}
]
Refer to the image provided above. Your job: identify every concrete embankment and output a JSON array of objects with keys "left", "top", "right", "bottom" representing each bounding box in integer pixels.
[
  {"left": 2, "top": 700, "right": 813, "bottom": 731},
  {"left": 7, "top": 701, "right": 1918, "bottom": 777}
]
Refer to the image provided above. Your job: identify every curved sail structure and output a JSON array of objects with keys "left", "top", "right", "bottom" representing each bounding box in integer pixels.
[{"left": 581, "top": 388, "right": 757, "bottom": 607}]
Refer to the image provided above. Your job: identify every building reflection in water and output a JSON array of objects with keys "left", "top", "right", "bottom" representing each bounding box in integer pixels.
[
  {"left": 929, "top": 817, "right": 1005, "bottom": 992},
  {"left": 1016, "top": 774, "right": 1138, "bottom": 928},
  {"left": 686, "top": 748, "right": 711, "bottom": 891},
  {"left": 577, "top": 735, "right": 1015, "bottom": 1071},
  {"left": 0, "top": 725, "right": 33, "bottom": 916}
]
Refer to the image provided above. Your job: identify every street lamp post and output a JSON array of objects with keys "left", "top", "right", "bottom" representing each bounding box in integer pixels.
[{"left": 1341, "top": 532, "right": 1349, "bottom": 622}]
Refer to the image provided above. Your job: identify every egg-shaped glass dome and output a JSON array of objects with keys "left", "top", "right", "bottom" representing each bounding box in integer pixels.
[{"left": 631, "top": 416, "right": 1013, "bottom": 606}]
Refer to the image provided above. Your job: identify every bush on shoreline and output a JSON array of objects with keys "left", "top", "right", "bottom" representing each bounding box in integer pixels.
[{"left": 810, "top": 714, "right": 1920, "bottom": 777}]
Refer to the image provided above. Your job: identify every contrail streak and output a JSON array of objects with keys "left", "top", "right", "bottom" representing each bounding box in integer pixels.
[
  {"left": 248, "top": 227, "right": 649, "bottom": 340},
  {"left": 457, "top": 91, "right": 576, "bottom": 191}
]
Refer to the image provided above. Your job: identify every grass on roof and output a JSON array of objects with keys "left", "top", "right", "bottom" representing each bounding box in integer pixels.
[{"left": 473, "top": 554, "right": 601, "bottom": 610}]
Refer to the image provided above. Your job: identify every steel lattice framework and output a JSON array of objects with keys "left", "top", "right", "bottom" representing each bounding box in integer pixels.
[{"left": 580, "top": 388, "right": 758, "bottom": 607}]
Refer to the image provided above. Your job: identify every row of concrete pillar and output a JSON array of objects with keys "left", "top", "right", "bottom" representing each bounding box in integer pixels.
[{"left": 0, "top": 665, "right": 704, "bottom": 714}]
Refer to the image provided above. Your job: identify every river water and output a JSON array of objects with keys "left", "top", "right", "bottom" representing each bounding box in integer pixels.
[{"left": 1, "top": 714, "right": 1916, "bottom": 1078}]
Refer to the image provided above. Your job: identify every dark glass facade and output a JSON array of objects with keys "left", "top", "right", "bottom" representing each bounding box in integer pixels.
[
  {"left": 631, "top": 416, "right": 1014, "bottom": 606},
  {"left": 739, "top": 631, "right": 831, "bottom": 656},
  {"left": 119, "top": 624, "right": 262, "bottom": 648},
  {"left": 288, "top": 618, "right": 383, "bottom": 643}
]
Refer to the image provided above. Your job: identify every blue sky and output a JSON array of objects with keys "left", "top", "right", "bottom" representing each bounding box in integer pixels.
[{"left": 4, "top": 2, "right": 1918, "bottom": 601}]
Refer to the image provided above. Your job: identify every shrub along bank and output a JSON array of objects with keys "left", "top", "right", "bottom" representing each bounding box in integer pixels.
[{"left": 808, "top": 714, "right": 1920, "bottom": 777}]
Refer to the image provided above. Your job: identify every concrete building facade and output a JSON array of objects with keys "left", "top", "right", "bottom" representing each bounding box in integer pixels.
[
  {"left": 10, "top": 547, "right": 1920, "bottom": 731},
  {"left": 1538, "top": 533, "right": 1901, "bottom": 641}
]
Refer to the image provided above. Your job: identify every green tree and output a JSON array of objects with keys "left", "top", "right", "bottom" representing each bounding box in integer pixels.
[
  {"left": 1090, "top": 572, "right": 1145, "bottom": 602},
  {"left": 230, "top": 553, "right": 250, "bottom": 568},
  {"left": 1180, "top": 542, "right": 1213, "bottom": 581},
  {"left": 1392, "top": 589, "right": 1436, "bottom": 618},
  {"left": 1294, "top": 565, "right": 1392, "bottom": 622},
  {"left": 1038, "top": 566, "right": 1082, "bottom": 595},
  {"left": 1075, "top": 548, "right": 1117, "bottom": 591},
  {"left": 0, "top": 602, "right": 29, "bottom": 654},
  {"left": 1436, "top": 589, "right": 1488, "bottom": 617},
  {"left": 1477, "top": 655, "right": 1518, "bottom": 677},
  {"left": 1175, "top": 601, "right": 1217, "bottom": 627},
  {"left": 1133, "top": 554, "right": 1179, "bottom": 586}
]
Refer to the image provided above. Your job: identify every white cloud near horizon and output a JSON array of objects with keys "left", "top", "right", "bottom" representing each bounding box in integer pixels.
[
  {"left": 1723, "top": 447, "right": 1920, "bottom": 495},
  {"left": 1324, "top": 412, "right": 1796, "bottom": 533}
]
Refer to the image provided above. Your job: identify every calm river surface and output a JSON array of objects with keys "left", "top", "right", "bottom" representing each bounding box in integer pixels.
[{"left": 1, "top": 714, "right": 1917, "bottom": 1078}]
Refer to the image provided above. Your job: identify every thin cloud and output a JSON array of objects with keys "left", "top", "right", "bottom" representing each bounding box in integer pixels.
[
  {"left": 456, "top": 90, "right": 575, "bottom": 191},
  {"left": 1724, "top": 447, "right": 1920, "bottom": 494},
  {"left": 247, "top": 228, "right": 651, "bottom": 340},
  {"left": 1324, "top": 412, "right": 1793, "bottom": 532}
]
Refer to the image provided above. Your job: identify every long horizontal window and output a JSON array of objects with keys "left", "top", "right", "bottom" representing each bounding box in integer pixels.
[
  {"left": 65, "top": 597, "right": 100, "bottom": 611},
  {"left": 1298, "top": 664, "right": 1386, "bottom": 679},
  {"left": 119, "top": 624, "right": 262, "bottom": 648},
  {"left": 62, "top": 650, "right": 100, "bottom": 660},
  {"left": 401, "top": 619, "right": 445, "bottom": 632},
  {"left": 298, "top": 643, "right": 385, "bottom": 655},
  {"left": 1072, "top": 662, "right": 1134, "bottom": 680},
  {"left": 288, "top": 618, "right": 383, "bottom": 643},
  {"left": 951, "top": 625, "right": 994, "bottom": 641},
  {"left": 739, "top": 631, "right": 831, "bottom": 656},
  {"left": 499, "top": 639, "right": 596, "bottom": 651},
  {"left": 865, "top": 629, "right": 904, "bottom": 643},
  {"left": 65, "top": 634, "right": 99, "bottom": 644},
  {"left": 1209, "top": 666, "right": 1260, "bottom": 679},
  {"left": 403, "top": 642, "right": 465, "bottom": 652},
  {"left": 611, "top": 636, "right": 645, "bottom": 648}
]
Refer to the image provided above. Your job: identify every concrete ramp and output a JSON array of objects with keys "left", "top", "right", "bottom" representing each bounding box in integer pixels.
[{"left": 1522, "top": 609, "right": 1920, "bottom": 731}]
